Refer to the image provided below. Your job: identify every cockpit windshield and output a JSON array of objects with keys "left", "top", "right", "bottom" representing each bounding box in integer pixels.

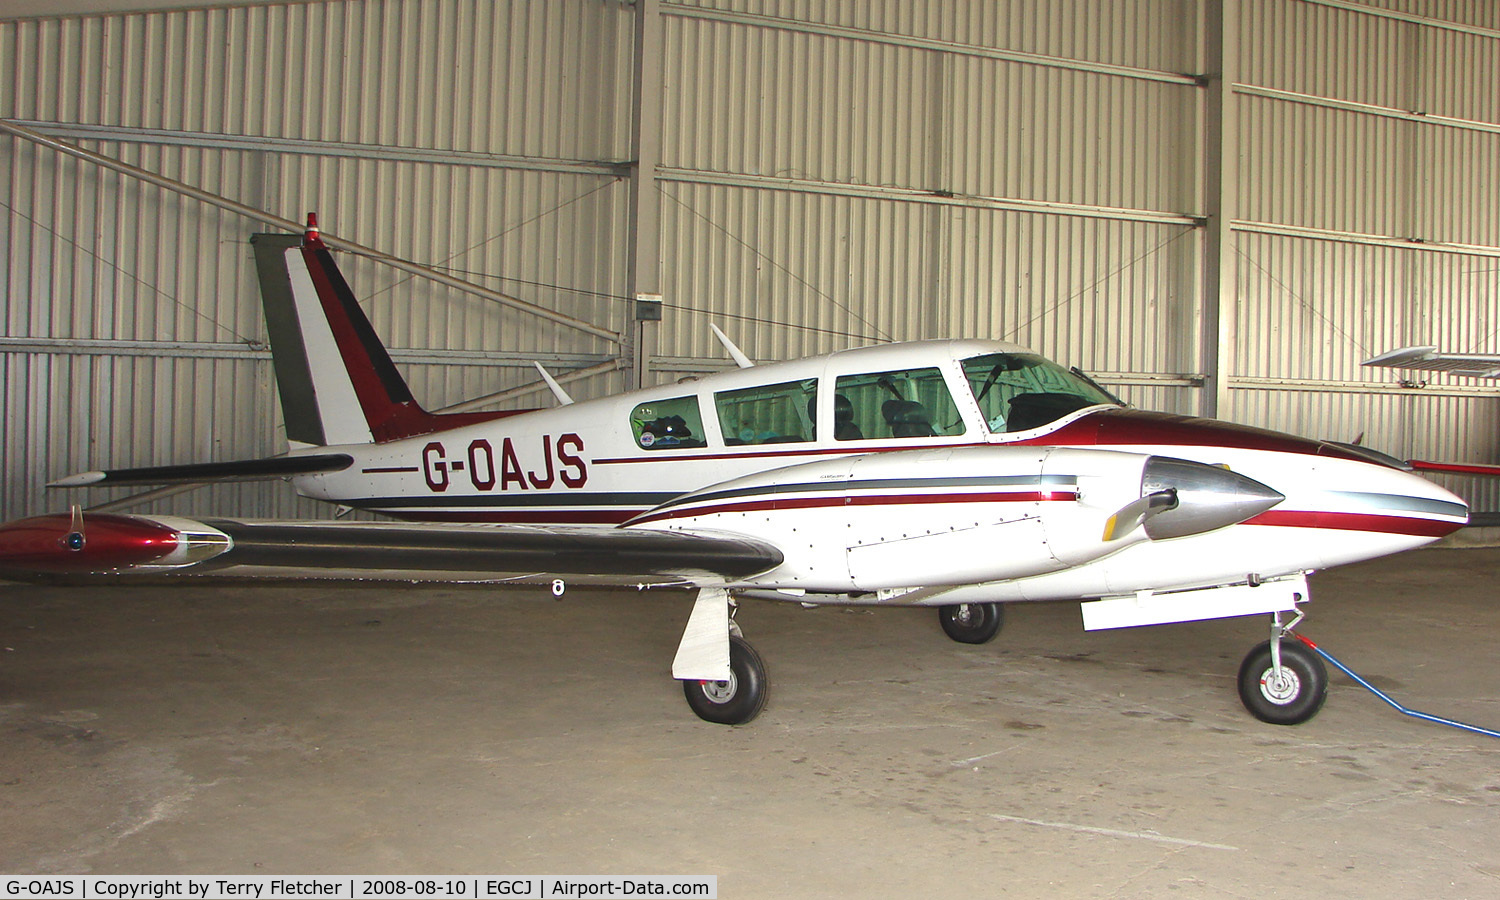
[{"left": 961, "top": 352, "right": 1121, "bottom": 434}]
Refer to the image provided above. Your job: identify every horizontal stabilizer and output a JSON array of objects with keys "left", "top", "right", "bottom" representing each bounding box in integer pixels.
[{"left": 49, "top": 453, "right": 354, "bottom": 488}]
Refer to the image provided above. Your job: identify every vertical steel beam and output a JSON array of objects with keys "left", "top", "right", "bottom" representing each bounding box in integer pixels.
[
  {"left": 626, "top": 0, "right": 665, "bottom": 389},
  {"left": 925, "top": 50, "right": 953, "bottom": 340},
  {"left": 1201, "top": 0, "right": 1238, "bottom": 418}
]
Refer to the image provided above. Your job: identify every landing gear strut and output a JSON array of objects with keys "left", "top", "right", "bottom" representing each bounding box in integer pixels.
[
  {"left": 674, "top": 590, "right": 769, "bottom": 725},
  {"left": 1237, "top": 610, "right": 1328, "bottom": 725}
]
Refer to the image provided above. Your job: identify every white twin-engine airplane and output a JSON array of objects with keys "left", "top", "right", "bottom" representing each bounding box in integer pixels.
[{"left": 0, "top": 219, "right": 1471, "bottom": 727}]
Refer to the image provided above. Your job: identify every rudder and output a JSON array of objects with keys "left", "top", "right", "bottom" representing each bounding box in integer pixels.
[{"left": 251, "top": 216, "right": 510, "bottom": 447}]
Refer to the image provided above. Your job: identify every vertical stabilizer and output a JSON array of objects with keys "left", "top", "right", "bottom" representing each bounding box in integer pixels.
[{"left": 251, "top": 216, "right": 511, "bottom": 447}]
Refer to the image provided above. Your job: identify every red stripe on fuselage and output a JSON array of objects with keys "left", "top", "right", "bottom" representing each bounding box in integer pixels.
[{"left": 1244, "top": 509, "right": 1464, "bottom": 537}]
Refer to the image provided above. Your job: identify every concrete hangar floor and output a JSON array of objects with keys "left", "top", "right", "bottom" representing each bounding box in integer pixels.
[{"left": 1, "top": 547, "right": 1498, "bottom": 897}]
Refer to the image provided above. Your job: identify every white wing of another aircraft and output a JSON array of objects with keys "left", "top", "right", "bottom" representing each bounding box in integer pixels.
[
  {"left": 1363, "top": 346, "right": 1500, "bottom": 477},
  {"left": 1363, "top": 346, "right": 1500, "bottom": 378}
]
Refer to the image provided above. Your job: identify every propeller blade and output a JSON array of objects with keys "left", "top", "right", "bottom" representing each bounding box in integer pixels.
[{"left": 1102, "top": 489, "right": 1178, "bottom": 541}]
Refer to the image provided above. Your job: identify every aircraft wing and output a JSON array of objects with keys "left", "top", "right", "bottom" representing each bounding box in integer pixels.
[
  {"left": 1362, "top": 346, "right": 1500, "bottom": 378},
  {"left": 1361, "top": 347, "right": 1500, "bottom": 475},
  {"left": 0, "top": 513, "right": 783, "bottom": 584}
]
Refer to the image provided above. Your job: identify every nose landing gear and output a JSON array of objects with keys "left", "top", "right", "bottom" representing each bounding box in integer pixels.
[{"left": 1237, "top": 610, "right": 1329, "bottom": 725}]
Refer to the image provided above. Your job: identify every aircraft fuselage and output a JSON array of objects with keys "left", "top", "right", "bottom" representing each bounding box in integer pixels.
[{"left": 291, "top": 338, "right": 1467, "bottom": 605}]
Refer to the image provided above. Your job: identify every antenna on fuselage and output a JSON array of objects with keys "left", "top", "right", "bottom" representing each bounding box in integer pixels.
[
  {"left": 710, "top": 323, "right": 754, "bottom": 369},
  {"left": 533, "top": 362, "right": 575, "bottom": 406}
]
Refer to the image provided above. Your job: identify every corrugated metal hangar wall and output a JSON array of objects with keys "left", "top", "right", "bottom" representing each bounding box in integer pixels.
[{"left": 1, "top": 0, "right": 1497, "bottom": 521}]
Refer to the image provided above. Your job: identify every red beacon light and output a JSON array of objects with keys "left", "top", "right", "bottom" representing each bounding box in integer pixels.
[{"left": 303, "top": 212, "right": 325, "bottom": 249}]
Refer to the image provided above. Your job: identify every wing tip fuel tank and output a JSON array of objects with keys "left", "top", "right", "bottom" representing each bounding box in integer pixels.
[{"left": 0, "top": 513, "right": 230, "bottom": 574}]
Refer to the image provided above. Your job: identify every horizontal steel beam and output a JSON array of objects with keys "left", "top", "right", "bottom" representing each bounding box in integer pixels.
[
  {"left": 1232, "top": 375, "right": 1500, "bottom": 397},
  {"left": 438, "top": 359, "right": 626, "bottom": 413},
  {"left": 0, "top": 337, "right": 614, "bottom": 369},
  {"left": 659, "top": 167, "right": 1204, "bottom": 227},
  {"left": 0, "top": 118, "right": 622, "bottom": 343},
  {"left": 1234, "top": 219, "right": 1500, "bottom": 259},
  {"left": 5, "top": 119, "right": 629, "bottom": 177},
  {"left": 1301, "top": 0, "right": 1500, "bottom": 40},
  {"left": 1238, "top": 85, "right": 1500, "bottom": 137},
  {"left": 663, "top": 2, "right": 1202, "bottom": 86}
]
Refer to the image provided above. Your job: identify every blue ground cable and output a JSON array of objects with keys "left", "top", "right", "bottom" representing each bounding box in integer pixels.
[{"left": 1290, "top": 632, "right": 1500, "bottom": 740}]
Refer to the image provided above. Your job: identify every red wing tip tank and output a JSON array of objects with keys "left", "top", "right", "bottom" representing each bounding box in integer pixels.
[{"left": 0, "top": 511, "right": 230, "bottom": 574}]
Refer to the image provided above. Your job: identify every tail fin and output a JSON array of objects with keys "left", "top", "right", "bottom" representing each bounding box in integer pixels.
[{"left": 251, "top": 216, "right": 509, "bottom": 446}]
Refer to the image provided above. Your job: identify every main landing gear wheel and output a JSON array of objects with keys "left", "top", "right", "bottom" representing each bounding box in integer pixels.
[
  {"left": 939, "top": 602, "right": 1004, "bottom": 644},
  {"left": 682, "top": 634, "right": 769, "bottom": 725},
  {"left": 1238, "top": 638, "right": 1328, "bottom": 725}
]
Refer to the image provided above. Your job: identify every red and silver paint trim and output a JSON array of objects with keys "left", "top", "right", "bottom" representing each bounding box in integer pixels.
[{"left": 626, "top": 474, "right": 1081, "bottom": 527}]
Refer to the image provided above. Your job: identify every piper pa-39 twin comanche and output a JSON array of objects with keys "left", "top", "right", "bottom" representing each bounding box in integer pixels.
[{"left": 0, "top": 218, "right": 1471, "bottom": 726}]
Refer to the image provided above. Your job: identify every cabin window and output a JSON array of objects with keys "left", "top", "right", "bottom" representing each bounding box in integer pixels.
[
  {"left": 832, "top": 367, "right": 965, "bottom": 440},
  {"left": 961, "top": 352, "right": 1119, "bottom": 433},
  {"left": 715, "top": 379, "right": 818, "bottom": 445},
  {"left": 629, "top": 396, "right": 707, "bottom": 450}
]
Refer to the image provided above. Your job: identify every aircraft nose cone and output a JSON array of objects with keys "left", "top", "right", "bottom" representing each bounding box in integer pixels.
[{"left": 1140, "top": 457, "right": 1284, "bottom": 540}]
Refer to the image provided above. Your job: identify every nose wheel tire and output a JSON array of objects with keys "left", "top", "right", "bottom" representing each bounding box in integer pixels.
[
  {"left": 1237, "top": 639, "right": 1328, "bottom": 725},
  {"left": 682, "top": 634, "right": 768, "bottom": 725},
  {"left": 939, "top": 602, "right": 1004, "bottom": 644}
]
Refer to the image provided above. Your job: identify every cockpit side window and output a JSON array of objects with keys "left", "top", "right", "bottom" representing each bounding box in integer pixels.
[
  {"left": 961, "top": 352, "right": 1118, "bottom": 434},
  {"left": 629, "top": 396, "right": 708, "bottom": 450},
  {"left": 833, "top": 367, "right": 965, "bottom": 440},
  {"left": 715, "top": 379, "right": 818, "bottom": 445}
]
